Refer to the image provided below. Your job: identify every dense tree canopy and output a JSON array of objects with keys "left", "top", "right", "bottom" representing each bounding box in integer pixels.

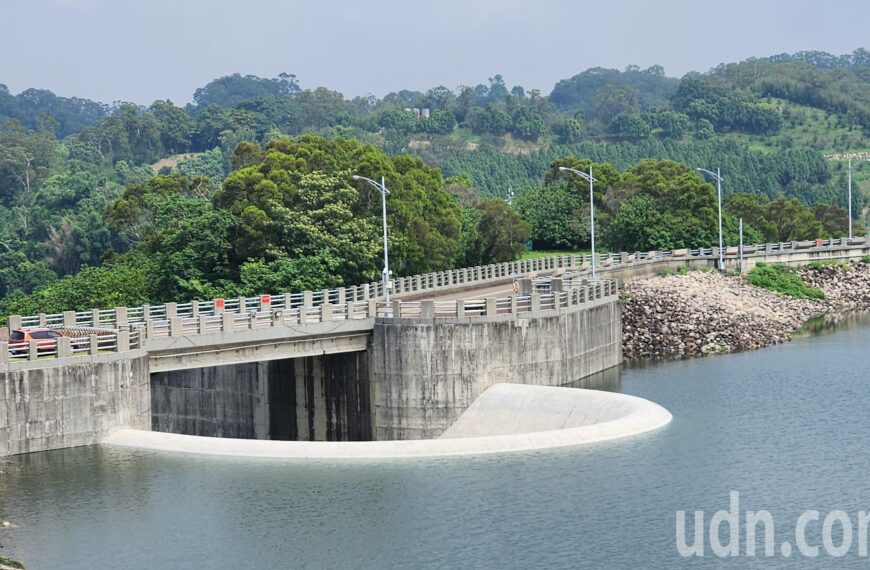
[{"left": 1, "top": 48, "right": 868, "bottom": 317}]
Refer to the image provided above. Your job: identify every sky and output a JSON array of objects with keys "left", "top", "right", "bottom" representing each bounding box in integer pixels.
[{"left": 1, "top": 0, "right": 868, "bottom": 105}]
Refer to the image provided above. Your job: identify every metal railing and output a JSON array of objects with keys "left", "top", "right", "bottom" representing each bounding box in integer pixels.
[
  {"left": 2, "top": 329, "right": 142, "bottom": 364},
  {"left": 7, "top": 235, "right": 866, "bottom": 336},
  {"left": 1, "top": 275, "right": 618, "bottom": 366}
]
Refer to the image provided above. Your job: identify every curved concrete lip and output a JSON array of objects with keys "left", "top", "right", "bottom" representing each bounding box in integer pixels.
[{"left": 103, "top": 385, "right": 672, "bottom": 460}]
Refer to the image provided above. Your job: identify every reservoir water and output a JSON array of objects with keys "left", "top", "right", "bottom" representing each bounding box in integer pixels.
[{"left": 3, "top": 317, "right": 870, "bottom": 568}]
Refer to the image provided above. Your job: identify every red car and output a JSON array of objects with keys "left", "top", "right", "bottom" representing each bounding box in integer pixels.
[{"left": 8, "top": 328, "right": 63, "bottom": 356}]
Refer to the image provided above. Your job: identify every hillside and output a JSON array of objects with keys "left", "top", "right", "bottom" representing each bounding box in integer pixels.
[{"left": 0, "top": 48, "right": 867, "bottom": 317}]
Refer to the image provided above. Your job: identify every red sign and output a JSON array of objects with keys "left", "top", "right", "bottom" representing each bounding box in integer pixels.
[
  {"left": 214, "top": 298, "right": 225, "bottom": 309},
  {"left": 260, "top": 294, "right": 271, "bottom": 305}
]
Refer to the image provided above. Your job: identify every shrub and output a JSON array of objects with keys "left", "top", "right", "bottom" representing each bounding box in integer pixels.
[
  {"left": 747, "top": 263, "right": 825, "bottom": 299},
  {"left": 807, "top": 259, "right": 848, "bottom": 270}
]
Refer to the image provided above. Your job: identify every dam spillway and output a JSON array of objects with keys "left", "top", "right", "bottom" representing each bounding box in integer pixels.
[{"left": 103, "top": 384, "right": 672, "bottom": 459}]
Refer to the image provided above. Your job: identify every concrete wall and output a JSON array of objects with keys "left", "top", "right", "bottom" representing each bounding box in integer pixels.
[
  {"left": 150, "top": 352, "right": 371, "bottom": 441},
  {"left": 368, "top": 296, "right": 622, "bottom": 440},
  {"left": 151, "top": 362, "right": 270, "bottom": 439},
  {"left": 0, "top": 352, "right": 150, "bottom": 456}
]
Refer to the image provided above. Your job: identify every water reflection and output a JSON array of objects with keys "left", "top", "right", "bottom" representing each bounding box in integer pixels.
[
  {"left": 796, "top": 310, "right": 870, "bottom": 336},
  {"left": 563, "top": 363, "right": 622, "bottom": 392}
]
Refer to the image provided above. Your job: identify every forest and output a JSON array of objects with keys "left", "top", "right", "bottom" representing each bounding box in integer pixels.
[{"left": 0, "top": 48, "right": 867, "bottom": 317}]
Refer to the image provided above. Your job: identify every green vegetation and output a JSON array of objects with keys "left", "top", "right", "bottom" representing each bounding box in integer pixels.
[
  {"left": 0, "top": 48, "right": 868, "bottom": 317},
  {"left": 0, "top": 555, "right": 25, "bottom": 569},
  {"left": 807, "top": 259, "right": 849, "bottom": 270},
  {"left": 518, "top": 249, "right": 588, "bottom": 260},
  {"left": 747, "top": 263, "right": 825, "bottom": 299},
  {"left": 0, "top": 136, "right": 531, "bottom": 318}
]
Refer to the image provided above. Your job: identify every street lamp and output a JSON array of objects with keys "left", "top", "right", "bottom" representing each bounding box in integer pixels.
[
  {"left": 696, "top": 167, "right": 724, "bottom": 271},
  {"left": 351, "top": 174, "right": 391, "bottom": 313},
  {"left": 848, "top": 159, "right": 852, "bottom": 239},
  {"left": 558, "top": 165, "right": 599, "bottom": 281}
]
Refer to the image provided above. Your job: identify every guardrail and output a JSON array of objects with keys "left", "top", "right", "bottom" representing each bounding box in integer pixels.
[
  {"left": 385, "top": 279, "right": 617, "bottom": 319},
  {"left": 1, "top": 329, "right": 142, "bottom": 364},
  {"left": 2, "top": 275, "right": 617, "bottom": 366},
  {"left": 7, "top": 235, "right": 866, "bottom": 333}
]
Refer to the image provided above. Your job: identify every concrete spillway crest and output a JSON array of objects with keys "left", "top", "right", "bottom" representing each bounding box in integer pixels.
[{"left": 104, "top": 384, "right": 672, "bottom": 460}]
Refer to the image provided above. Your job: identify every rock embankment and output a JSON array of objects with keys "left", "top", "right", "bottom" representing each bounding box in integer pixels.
[{"left": 622, "top": 262, "right": 870, "bottom": 359}]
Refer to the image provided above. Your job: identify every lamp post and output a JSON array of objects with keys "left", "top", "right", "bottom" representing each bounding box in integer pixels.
[
  {"left": 848, "top": 159, "right": 853, "bottom": 239},
  {"left": 558, "top": 165, "right": 599, "bottom": 281},
  {"left": 696, "top": 167, "right": 724, "bottom": 270},
  {"left": 352, "top": 174, "right": 391, "bottom": 314}
]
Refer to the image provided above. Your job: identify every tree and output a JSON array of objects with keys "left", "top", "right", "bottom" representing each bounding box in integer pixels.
[
  {"left": 176, "top": 147, "right": 226, "bottom": 189},
  {"left": 608, "top": 113, "right": 651, "bottom": 141},
  {"left": 234, "top": 254, "right": 343, "bottom": 296},
  {"left": 592, "top": 84, "right": 639, "bottom": 124},
  {"left": 149, "top": 99, "right": 194, "bottom": 154},
  {"left": 379, "top": 108, "right": 416, "bottom": 134},
  {"left": 213, "top": 135, "right": 462, "bottom": 281},
  {"left": 647, "top": 110, "right": 690, "bottom": 139},
  {"left": 466, "top": 107, "right": 511, "bottom": 135},
  {"left": 724, "top": 192, "right": 775, "bottom": 240},
  {"left": 763, "top": 197, "right": 822, "bottom": 241},
  {"left": 191, "top": 73, "right": 299, "bottom": 111},
  {"left": 0, "top": 259, "right": 157, "bottom": 318},
  {"left": 515, "top": 181, "right": 588, "bottom": 249},
  {"left": 812, "top": 203, "right": 863, "bottom": 237},
  {"left": 0, "top": 251, "right": 56, "bottom": 300},
  {"left": 603, "top": 195, "right": 672, "bottom": 251},
  {"left": 511, "top": 107, "right": 546, "bottom": 140},
  {"left": 0, "top": 120, "right": 60, "bottom": 204},
  {"left": 554, "top": 118, "right": 583, "bottom": 144},
  {"left": 475, "top": 199, "right": 531, "bottom": 263},
  {"left": 600, "top": 160, "right": 720, "bottom": 251}
]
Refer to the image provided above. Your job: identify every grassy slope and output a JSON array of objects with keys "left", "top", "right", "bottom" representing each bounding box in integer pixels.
[{"left": 724, "top": 98, "right": 868, "bottom": 156}]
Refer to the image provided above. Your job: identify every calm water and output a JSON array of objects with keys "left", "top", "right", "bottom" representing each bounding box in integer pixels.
[{"left": 3, "top": 318, "right": 870, "bottom": 569}]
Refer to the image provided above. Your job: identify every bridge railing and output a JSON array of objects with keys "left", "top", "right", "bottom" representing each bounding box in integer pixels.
[
  {"left": 1, "top": 329, "right": 142, "bottom": 364},
  {"left": 2, "top": 278, "right": 618, "bottom": 365},
  {"left": 7, "top": 236, "right": 866, "bottom": 332},
  {"left": 381, "top": 279, "right": 617, "bottom": 318}
]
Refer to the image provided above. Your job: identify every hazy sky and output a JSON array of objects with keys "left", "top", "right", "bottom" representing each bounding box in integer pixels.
[{"left": 1, "top": 0, "right": 867, "bottom": 105}]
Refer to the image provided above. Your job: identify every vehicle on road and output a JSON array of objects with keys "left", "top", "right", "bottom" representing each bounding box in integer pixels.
[{"left": 8, "top": 328, "right": 63, "bottom": 356}]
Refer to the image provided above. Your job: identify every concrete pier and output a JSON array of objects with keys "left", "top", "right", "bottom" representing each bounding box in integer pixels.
[
  {"left": 0, "top": 352, "right": 150, "bottom": 455},
  {"left": 368, "top": 295, "right": 622, "bottom": 440}
]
